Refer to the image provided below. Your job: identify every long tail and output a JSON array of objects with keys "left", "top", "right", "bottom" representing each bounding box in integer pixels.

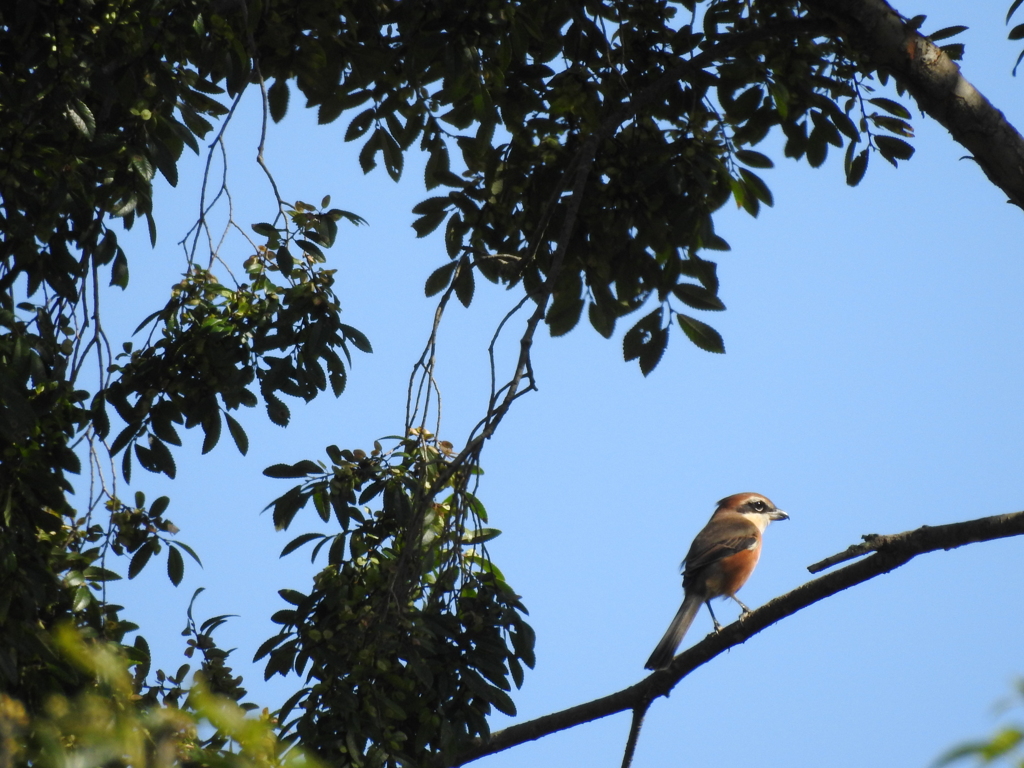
[{"left": 644, "top": 592, "right": 702, "bottom": 670}]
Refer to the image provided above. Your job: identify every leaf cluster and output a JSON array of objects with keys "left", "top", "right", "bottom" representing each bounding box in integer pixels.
[
  {"left": 0, "top": 624, "right": 319, "bottom": 768},
  {"left": 103, "top": 199, "right": 369, "bottom": 483},
  {"left": 240, "top": 0, "right": 923, "bottom": 373},
  {"left": 256, "top": 433, "right": 534, "bottom": 767}
]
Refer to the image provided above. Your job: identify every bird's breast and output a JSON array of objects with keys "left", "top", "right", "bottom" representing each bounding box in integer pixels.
[{"left": 703, "top": 545, "right": 761, "bottom": 597}]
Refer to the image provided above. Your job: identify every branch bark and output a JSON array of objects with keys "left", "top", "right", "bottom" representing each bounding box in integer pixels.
[
  {"left": 455, "top": 509, "right": 1024, "bottom": 765},
  {"left": 801, "top": 0, "right": 1024, "bottom": 209}
]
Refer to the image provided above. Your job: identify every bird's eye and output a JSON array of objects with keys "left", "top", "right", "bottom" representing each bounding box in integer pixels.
[{"left": 751, "top": 500, "right": 765, "bottom": 512}]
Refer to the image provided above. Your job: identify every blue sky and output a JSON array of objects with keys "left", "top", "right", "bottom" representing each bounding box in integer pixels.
[{"left": 103, "top": 4, "right": 1023, "bottom": 766}]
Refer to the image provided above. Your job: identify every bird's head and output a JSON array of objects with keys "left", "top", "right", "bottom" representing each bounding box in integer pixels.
[{"left": 714, "top": 492, "right": 789, "bottom": 531}]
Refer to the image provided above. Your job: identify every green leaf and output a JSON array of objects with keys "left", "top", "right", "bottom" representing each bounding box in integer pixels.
[
  {"left": 129, "top": 540, "right": 155, "bottom": 579},
  {"left": 875, "top": 135, "right": 915, "bottom": 166},
  {"left": 341, "top": 324, "right": 372, "bottom": 353},
  {"left": 345, "top": 108, "right": 375, "bottom": 142},
  {"left": 425, "top": 261, "right": 457, "bottom": 297},
  {"left": 67, "top": 99, "right": 96, "bottom": 140},
  {"left": 110, "top": 249, "right": 129, "bottom": 289},
  {"left": 739, "top": 169, "right": 773, "bottom": 206},
  {"left": 272, "top": 487, "right": 308, "bottom": 531},
  {"left": 412, "top": 209, "right": 448, "bottom": 238},
  {"left": 296, "top": 239, "right": 324, "bottom": 259},
  {"left": 253, "top": 634, "right": 286, "bottom": 662},
  {"left": 167, "top": 545, "right": 185, "bottom": 586},
  {"left": 174, "top": 541, "right": 203, "bottom": 566},
  {"left": 546, "top": 291, "right": 585, "bottom": 337},
  {"left": 453, "top": 259, "right": 475, "bottom": 308},
  {"left": 73, "top": 585, "right": 92, "bottom": 612},
  {"left": 268, "top": 79, "right": 290, "bottom": 123},
  {"left": 623, "top": 310, "right": 668, "bottom": 376},
  {"left": 868, "top": 97, "right": 912, "bottom": 119},
  {"left": 462, "top": 528, "right": 502, "bottom": 544},
  {"left": 358, "top": 129, "right": 381, "bottom": 173},
  {"left": 587, "top": 301, "right": 615, "bottom": 339},
  {"left": 672, "top": 283, "right": 725, "bottom": 311},
  {"left": 734, "top": 149, "right": 773, "bottom": 168},
  {"left": 279, "top": 588, "right": 307, "bottom": 606},
  {"left": 677, "top": 314, "right": 725, "bottom": 354},
  {"left": 485, "top": 685, "right": 517, "bottom": 717},
  {"left": 201, "top": 411, "right": 221, "bottom": 454},
  {"left": 927, "top": 25, "right": 967, "bottom": 41},
  {"left": 252, "top": 222, "right": 278, "bottom": 237},
  {"left": 265, "top": 393, "right": 290, "bottom": 426},
  {"left": 846, "top": 148, "right": 869, "bottom": 187},
  {"left": 150, "top": 496, "right": 171, "bottom": 517},
  {"left": 280, "top": 532, "right": 325, "bottom": 558},
  {"left": 225, "top": 413, "right": 248, "bottom": 455},
  {"left": 276, "top": 246, "right": 293, "bottom": 278}
]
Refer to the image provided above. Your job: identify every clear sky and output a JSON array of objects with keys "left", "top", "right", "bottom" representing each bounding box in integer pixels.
[{"left": 103, "top": 3, "right": 1023, "bottom": 766}]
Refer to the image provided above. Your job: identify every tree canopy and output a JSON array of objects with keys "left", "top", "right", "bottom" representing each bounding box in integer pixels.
[{"left": 1, "top": 1, "right": 1022, "bottom": 767}]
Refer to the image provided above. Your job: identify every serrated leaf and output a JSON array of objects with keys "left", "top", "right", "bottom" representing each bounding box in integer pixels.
[
  {"left": 739, "top": 168, "right": 774, "bottom": 206},
  {"left": 425, "top": 261, "right": 457, "bottom": 296},
  {"left": 358, "top": 129, "right": 381, "bottom": 174},
  {"left": 345, "top": 108, "right": 375, "bottom": 142},
  {"left": 252, "top": 222, "right": 278, "bottom": 237},
  {"left": 340, "top": 324, "right": 372, "bottom": 353},
  {"left": 201, "top": 411, "right": 221, "bottom": 454},
  {"left": 167, "top": 545, "right": 184, "bottom": 586},
  {"left": 875, "top": 135, "right": 915, "bottom": 166},
  {"left": 67, "top": 99, "right": 96, "bottom": 139},
  {"left": 867, "top": 97, "right": 911, "bottom": 119},
  {"left": 265, "top": 393, "right": 290, "bottom": 427},
  {"left": 846, "top": 148, "right": 869, "bottom": 186},
  {"left": 73, "top": 585, "right": 92, "bottom": 612},
  {"left": 279, "top": 588, "right": 307, "bottom": 606},
  {"left": 253, "top": 634, "right": 286, "bottom": 662},
  {"left": 276, "top": 246, "right": 293, "bottom": 278},
  {"left": 927, "top": 25, "right": 967, "bottom": 41},
  {"left": 225, "top": 412, "right": 248, "bottom": 455},
  {"left": 588, "top": 301, "right": 615, "bottom": 339},
  {"left": 677, "top": 314, "right": 725, "bottom": 354},
  {"left": 672, "top": 283, "right": 725, "bottom": 311},
  {"left": 272, "top": 487, "right": 307, "bottom": 531},
  {"left": 268, "top": 79, "right": 290, "bottom": 122},
  {"left": 453, "top": 259, "right": 475, "bottom": 308},
  {"left": 174, "top": 541, "right": 203, "bottom": 566},
  {"left": 281, "top": 533, "right": 324, "bottom": 558},
  {"left": 129, "top": 540, "right": 155, "bottom": 579},
  {"left": 412, "top": 209, "right": 448, "bottom": 238}
]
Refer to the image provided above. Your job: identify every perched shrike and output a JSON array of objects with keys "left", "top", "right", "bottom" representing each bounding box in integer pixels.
[{"left": 645, "top": 493, "right": 789, "bottom": 670}]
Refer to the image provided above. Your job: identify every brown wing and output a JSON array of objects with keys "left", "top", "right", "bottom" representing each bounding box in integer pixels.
[{"left": 681, "top": 513, "right": 759, "bottom": 586}]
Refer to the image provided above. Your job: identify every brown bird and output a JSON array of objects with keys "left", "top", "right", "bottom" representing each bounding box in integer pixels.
[{"left": 645, "top": 493, "right": 789, "bottom": 670}]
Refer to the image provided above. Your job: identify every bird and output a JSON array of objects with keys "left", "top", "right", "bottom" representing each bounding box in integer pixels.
[{"left": 644, "top": 492, "right": 789, "bottom": 670}]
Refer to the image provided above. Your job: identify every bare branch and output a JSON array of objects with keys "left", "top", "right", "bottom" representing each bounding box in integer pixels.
[{"left": 455, "top": 509, "right": 1024, "bottom": 765}]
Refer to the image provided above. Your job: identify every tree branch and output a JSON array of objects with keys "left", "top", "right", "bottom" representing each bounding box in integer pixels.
[
  {"left": 455, "top": 509, "right": 1024, "bottom": 765},
  {"left": 800, "top": 0, "right": 1024, "bottom": 210}
]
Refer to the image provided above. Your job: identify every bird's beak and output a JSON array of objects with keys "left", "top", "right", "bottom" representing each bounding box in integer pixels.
[{"left": 770, "top": 509, "right": 790, "bottom": 521}]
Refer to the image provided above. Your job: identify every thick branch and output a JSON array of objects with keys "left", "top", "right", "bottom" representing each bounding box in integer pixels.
[
  {"left": 801, "top": 0, "right": 1024, "bottom": 209},
  {"left": 455, "top": 509, "right": 1024, "bottom": 765}
]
